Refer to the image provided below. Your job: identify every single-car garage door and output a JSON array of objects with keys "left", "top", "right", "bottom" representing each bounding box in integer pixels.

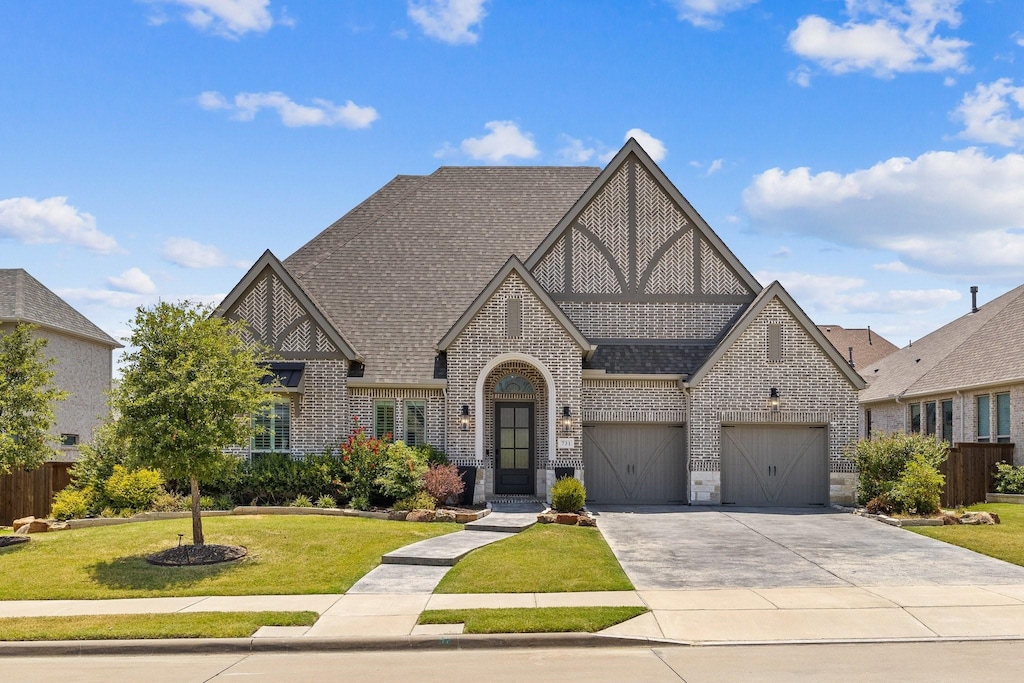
[
  {"left": 583, "top": 424, "right": 687, "bottom": 504},
  {"left": 721, "top": 424, "right": 828, "bottom": 506}
]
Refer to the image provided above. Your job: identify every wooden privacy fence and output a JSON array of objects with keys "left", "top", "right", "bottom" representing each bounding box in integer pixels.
[
  {"left": 939, "top": 442, "right": 1015, "bottom": 508},
  {"left": 0, "top": 462, "right": 73, "bottom": 526}
]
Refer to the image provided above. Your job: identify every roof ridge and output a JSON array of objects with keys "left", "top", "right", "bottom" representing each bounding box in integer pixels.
[{"left": 293, "top": 173, "right": 433, "bottom": 278}]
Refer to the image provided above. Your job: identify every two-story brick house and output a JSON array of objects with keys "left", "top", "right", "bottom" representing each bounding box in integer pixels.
[{"left": 215, "top": 140, "right": 864, "bottom": 506}]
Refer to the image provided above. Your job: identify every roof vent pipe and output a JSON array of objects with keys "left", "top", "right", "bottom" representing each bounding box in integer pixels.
[
  {"left": 867, "top": 326, "right": 873, "bottom": 345},
  {"left": 970, "top": 286, "right": 979, "bottom": 313},
  {"left": 848, "top": 346, "right": 855, "bottom": 369}
]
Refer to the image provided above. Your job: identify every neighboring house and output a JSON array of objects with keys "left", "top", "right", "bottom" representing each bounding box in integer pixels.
[
  {"left": 818, "top": 325, "right": 899, "bottom": 371},
  {"left": 215, "top": 140, "right": 865, "bottom": 506},
  {"left": 0, "top": 269, "right": 121, "bottom": 459},
  {"left": 860, "top": 284, "right": 1024, "bottom": 464}
]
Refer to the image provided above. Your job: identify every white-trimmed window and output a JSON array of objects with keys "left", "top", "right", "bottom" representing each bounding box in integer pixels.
[
  {"left": 375, "top": 400, "right": 395, "bottom": 441},
  {"left": 976, "top": 395, "right": 990, "bottom": 442},
  {"left": 405, "top": 400, "right": 426, "bottom": 447},
  {"left": 910, "top": 403, "right": 921, "bottom": 433},
  {"left": 253, "top": 398, "right": 290, "bottom": 454},
  {"left": 996, "top": 393, "right": 1011, "bottom": 443}
]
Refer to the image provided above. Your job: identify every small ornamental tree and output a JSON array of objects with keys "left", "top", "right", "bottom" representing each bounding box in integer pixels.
[
  {"left": 0, "top": 323, "right": 67, "bottom": 475},
  {"left": 113, "top": 301, "right": 273, "bottom": 546}
]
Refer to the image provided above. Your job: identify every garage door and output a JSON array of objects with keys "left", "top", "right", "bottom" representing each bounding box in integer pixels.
[
  {"left": 720, "top": 425, "right": 828, "bottom": 506},
  {"left": 583, "top": 424, "right": 687, "bottom": 504}
]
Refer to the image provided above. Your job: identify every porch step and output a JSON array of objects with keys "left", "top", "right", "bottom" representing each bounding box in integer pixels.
[
  {"left": 381, "top": 530, "right": 510, "bottom": 567},
  {"left": 465, "top": 508, "right": 540, "bottom": 533}
]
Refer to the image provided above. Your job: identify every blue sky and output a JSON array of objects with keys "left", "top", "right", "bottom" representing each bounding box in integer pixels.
[{"left": 3, "top": 0, "right": 1024, "bottom": 361}]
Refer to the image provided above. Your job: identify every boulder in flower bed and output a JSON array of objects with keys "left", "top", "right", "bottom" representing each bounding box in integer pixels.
[{"left": 406, "top": 509, "right": 435, "bottom": 522}]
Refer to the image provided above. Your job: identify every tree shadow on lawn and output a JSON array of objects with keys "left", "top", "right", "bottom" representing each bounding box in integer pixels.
[{"left": 87, "top": 552, "right": 242, "bottom": 591}]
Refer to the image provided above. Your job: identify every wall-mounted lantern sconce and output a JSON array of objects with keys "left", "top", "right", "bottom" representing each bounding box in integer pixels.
[
  {"left": 768, "top": 387, "right": 780, "bottom": 413},
  {"left": 561, "top": 406, "right": 573, "bottom": 434},
  {"left": 460, "top": 404, "right": 470, "bottom": 431}
]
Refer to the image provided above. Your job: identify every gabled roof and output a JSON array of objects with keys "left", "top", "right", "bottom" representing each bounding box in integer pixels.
[
  {"left": 583, "top": 342, "right": 715, "bottom": 376},
  {"left": 687, "top": 281, "right": 866, "bottom": 389},
  {"left": 818, "top": 325, "right": 899, "bottom": 370},
  {"left": 282, "top": 166, "right": 600, "bottom": 383},
  {"left": 437, "top": 256, "right": 593, "bottom": 354},
  {"left": 861, "top": 283, "right": 1024, "bottom": 402},
  {"left": 0, "top": 269, "right": 121, "bottom": 348},
  {"left": 524, "top": 138, "right": 761, "bottom": 295},
  {"left": 214, "top": 250, "right": 360, "bottom": 361}
]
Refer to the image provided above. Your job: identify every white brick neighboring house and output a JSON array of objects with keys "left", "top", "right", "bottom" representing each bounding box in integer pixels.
[
  {"left": 860, "top": 284, "right": 1024, "bottom": 465},
  {"left": 0, "top": 269, "right": 121, "bottom": 459},
  {"left": 215, "top": 140, "right": 865, "bottom": 506}
]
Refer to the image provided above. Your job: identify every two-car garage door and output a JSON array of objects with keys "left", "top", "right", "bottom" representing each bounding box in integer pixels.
[
  {"left": 720, "top": 425, "right": 828, "bottom": 507},
  {"left": 582, "top": 424, "right": 688, "bottom": 504}
]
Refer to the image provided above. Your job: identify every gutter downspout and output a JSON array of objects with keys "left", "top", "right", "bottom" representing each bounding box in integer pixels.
[{"left": 682, "top": 381, "right": 693, "bottom": 506}]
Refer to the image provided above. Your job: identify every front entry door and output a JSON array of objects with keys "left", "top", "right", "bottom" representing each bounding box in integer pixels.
[{"left": 495, "top": 402, "right": 534, "bottom": 495}]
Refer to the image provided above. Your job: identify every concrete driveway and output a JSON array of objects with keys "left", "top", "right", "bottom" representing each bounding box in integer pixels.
[{"left": 593, "top": 506, "right": 1024, "bottom": 590}]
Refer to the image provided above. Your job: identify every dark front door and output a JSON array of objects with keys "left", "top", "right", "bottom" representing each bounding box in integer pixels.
[{"left": 495, "top": 402, "right": 534, "bottom": 495}]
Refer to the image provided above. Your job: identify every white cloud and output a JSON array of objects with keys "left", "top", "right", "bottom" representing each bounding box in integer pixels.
[
  {"left": 107, "top": 267, "right": 156, "bottom": 295},
  {"left": 150, "top": 0, "right": 282, "bottom": 39},
  {"left": 954, "top": 78, "right": 1024, "bottom": 147},
  {"left": 668, "top": 0, "right": 758, "bottom": 30},
  {"left": 743, "top": 147, "right": 1024, "bottom": 275},
  {"left": 706, "top": 158, "right": 724, "bottom": 175},
  {"left": 873, "top": 260, "right": 911, "bottom": 273},
  {"left": 788, "top": 0, "right": 970, "bottom": 78},
  {"left": 408, "top": 0, "right": 487, "bottom": 45},
  {"left": 625, "top": 128, "right": 667, "bottom": 162},
  {"left": 557, "top": 136, "right": 597, "bottom": 164},
  {"left": 0, "top": 196, "right": 119, "bottom": 253},
  {"left": 460, "top": 121, "right": 539, "bottom": 162},
  {"left": 57, "top": 288, "right": 150, "bottom": 309},
  {"left": 790, "top": 65, "right": 812, "bottom": 87},
  {"left": 199, "top": 91, "right": 379, "bottom": 129},
  {"left": 771, "top": 246, "right": 791, "bottom": 258},
  {"left": 755, "top": 270, "right": 961, "bottom": 316},
  {"left": 162, "top": 237, "right": 247, "bottom": 269}
]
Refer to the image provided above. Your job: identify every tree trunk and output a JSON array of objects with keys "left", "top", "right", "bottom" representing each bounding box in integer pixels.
[{"left": 190, "top": 475, "right": 204, "bottom": 546}]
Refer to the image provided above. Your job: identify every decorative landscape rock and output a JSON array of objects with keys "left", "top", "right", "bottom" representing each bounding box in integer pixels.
[
  {"left": 13, "top": 518, "right": 52, "bottom": 534},
  {"left": 536, "top": 513, "right": 557, "bottom": 524},
  {"left": 0, "top": 535, "right": 30, "bottom": 548},
  {"left": 556, "top": 513, "right": 579, "bottom": 525},
  {"left": 959, "top": 511, "right": 999, "bottom": 525},
  {"left": 146, "top": 544, "right": 247, "bottom": 566},
  {"left": 388, "top": 511, "right": 409, "bottom": 521},
  {"left": 941, "top": 513, "right": 961, "bottom": 525},
  {"left": 406, "top": 509, "right": 435, "bottom": 522},
  {"left": 577, "top": 515, "right": 597, "bottom": 527},
  {"left": 433, "top": 509, "right": 456, "bottom": 523}
]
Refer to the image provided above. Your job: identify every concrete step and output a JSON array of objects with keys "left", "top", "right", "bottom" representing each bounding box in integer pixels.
[
  {"left": 465, "top": 511, "right": 539, "bottom": 533},
  {"left": 381, "top": 530, "right": 511, "bottom": 567},
  {"left": 347, "top": 564, "right": 451, "bottom": 594}
]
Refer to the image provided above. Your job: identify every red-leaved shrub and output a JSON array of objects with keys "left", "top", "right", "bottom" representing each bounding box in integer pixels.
[{"left": 422, "top": 463, "right": 465, "bottom": 506}]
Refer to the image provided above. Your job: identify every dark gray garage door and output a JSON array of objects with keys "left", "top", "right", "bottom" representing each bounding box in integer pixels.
[
  {"left": 583, "top": 424, "right": 687, "bottom": 504},
  {"left": 721, "top": 424, "right": 828, "bottom": 506}
]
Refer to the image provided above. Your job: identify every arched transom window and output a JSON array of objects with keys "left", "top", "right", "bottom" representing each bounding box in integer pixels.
[{"left": 495, "top": 374, "right": 534, "bottom": 394}]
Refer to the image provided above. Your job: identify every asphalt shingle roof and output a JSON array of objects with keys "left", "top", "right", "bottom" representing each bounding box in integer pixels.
[
  {"left": 0, "top": 269, "right": 120, "bottom": 347},
  {"left": 283, "top": 166, "right": 601, "bottom": 383},
  {"left": 817, "top": 325, "right": 899, "bottom": 370},
  {"left": 860, "top": 284, "right": 1024, "bottom": 402},
  {"left": 583, "top": 343, "right": 715, "bottom": 376}
]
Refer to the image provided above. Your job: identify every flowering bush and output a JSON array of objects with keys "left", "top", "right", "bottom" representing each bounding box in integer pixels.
[
  {"left": 422, "top": 463, "right": 465, "bottom": 506},
  {"left": 340, "top": 425, "right": 389, "bottom": 510}
]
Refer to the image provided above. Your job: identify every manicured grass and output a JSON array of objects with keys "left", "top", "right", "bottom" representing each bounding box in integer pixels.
[
  {"left": 434, "top": 524, "right": 633, "bottom": 594},
  {"left": 0, "top": 611, "right": 317, "bottom": 641},
  {"left": 419, "top": 606, "right": 647, "bottom": 634},
  {"left": 0, "top": 515, "right": 460, "bottom": 600},
  {"left": 909, "top": 503, "right": 1024, "bottom": 566}
]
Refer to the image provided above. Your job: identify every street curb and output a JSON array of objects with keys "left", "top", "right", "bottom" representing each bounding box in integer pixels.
[{"left": 0, "top": 632, "right": 660, "bottom": 656}]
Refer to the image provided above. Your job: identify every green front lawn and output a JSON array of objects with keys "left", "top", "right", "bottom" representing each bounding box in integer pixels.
[
  {"left": 0, "top": 515, "right": 460, "bottom": 600},
  {"left": 909, "top": 503, "right": 1024, "bottom": 566},
  {"left": 0, "top": 611, "right": 317, "bottom": 641},
  {"left": 435, "top": 524, "right": 633, "bottom": 593},
  {"left": 419, "top": 606, "right": 647, "bottom": 634}
]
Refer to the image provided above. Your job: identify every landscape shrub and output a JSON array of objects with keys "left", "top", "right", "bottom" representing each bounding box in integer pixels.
[
  {"left": 213, "top": 494, "right": 235, "bottom": 511},
  {"left": 104, "top": 465, "right": 164, "bottom": 512},
  {"left": 234, "top": 452, "right": 343, "bottom": 505},
  {"left": 199, "top": 495, "right": 216, "bottom": 510},
  {"left": 849, "top": 432, "right": 948, "bottom": 506},
  {"left": 889, "top": 454, "right": 945, "bottom": 515},
  {"left": 993, "top": 461, "right": 1024, "bottom": 495},
  {"left": 376, "top": 441, "right": 429, "bottom": 503},
  {"left": 394, "top": 491, "right": 436, "bottom": 511},
  {"left": 422, "top": 463, "right": 465, "bottom": 506},
  {"left": 50, "top": 487, "right": 93, "bottom": 521},
  {"left": 150, "top": 489, "right": 190, "bottom": 512},
  {"left": 417, "top": 444, "right": 450, "bottom": 467},
  {"left": 290, "top": 494, "right": 313, "bottom": 508},
  {"left": 340, "top": 427, "right": 389, "bottom": 510},
  {"left": 551, "top": 476, "right": 586, "bottom": 512},
  {"left": 316, "top": 494, "right": 336, "bottom": 508}
]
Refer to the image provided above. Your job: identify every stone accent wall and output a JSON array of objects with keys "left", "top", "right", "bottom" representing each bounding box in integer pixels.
[
  {"left": 690, "top": 297, "right": 861, "bottom": 502},
  {"left": 582, "top": 378, "right": 686, "bottom": 423},
  {"left": 445, "top": 271, "right": 584, "bottom": 498},
  {"left": 348, "top": 386, "right": 445, "bottom": 449},
  {"left": 557, "top": 301, "right": 742, "bottom": 340}
]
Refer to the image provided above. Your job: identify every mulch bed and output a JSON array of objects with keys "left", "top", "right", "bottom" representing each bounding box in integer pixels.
[
  {"left": 0, "top": 536, "right": 30, "bottom": 548},
  {"left": 146, "top": 544, "right": 247, "bottom": 566}
]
